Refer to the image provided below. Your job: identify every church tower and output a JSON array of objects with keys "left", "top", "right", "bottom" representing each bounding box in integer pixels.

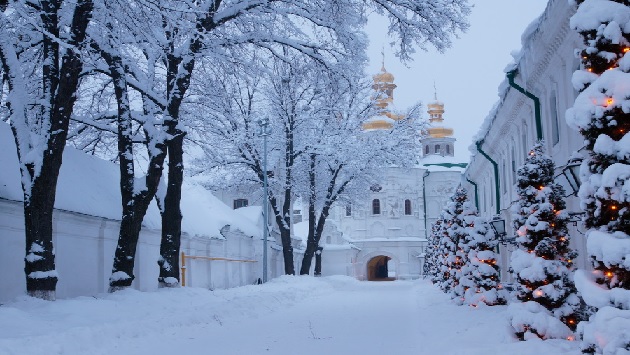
[
  {"left": 421, "top": 90, "right": 455, "bottom": 158},
  {"left": 362, "top": 61, "right": 405, "bottom": 131}
]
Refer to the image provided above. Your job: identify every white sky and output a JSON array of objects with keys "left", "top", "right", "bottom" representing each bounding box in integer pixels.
[{"left": 366, "top": 0, "right": 549, "bottom": 162}]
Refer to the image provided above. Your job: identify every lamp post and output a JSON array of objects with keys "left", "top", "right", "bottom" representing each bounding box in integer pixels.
[
  {"left": 258, "top": 117, "right": 272, "bottom": 283},
  {"left": 560, "top": 158, "right": 581, "bottom": 196},
  {"left": 489, "top": 215, "right": 516, "bottom": 245}
]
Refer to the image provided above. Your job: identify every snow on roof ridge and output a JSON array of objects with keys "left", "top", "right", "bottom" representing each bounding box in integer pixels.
[
  {"left": 467, "top": 3, "right": 551, "bottom": 160},
  {"left": 0, "top": 122, "right": 260, "bottom": 240}
]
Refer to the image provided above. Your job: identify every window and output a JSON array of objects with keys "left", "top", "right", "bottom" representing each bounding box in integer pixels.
[
  {"left": 550, "top": 90, "right": 560, "bottom": 145},
  {"left": 483, "top": 185, "right": 488, "bottom": 212},
  {"left": 511, "top": 147, "right": 516, "bottom": 173},
  {"left": 445, "top": 145, "right": 450, "bottom": 155},
  {"left": 345, "top": 204, "right": 352, "bottom": 217},
  {"left": 372, "top": 199, "right": 381, "bottom": 215},
  {"left": 326, "top": 236, "right": 332, "bottom": 244},
  {"left": 435, "top": 145, "right": 440, "bottom": 154},
  {"left": 425, "top": 145, "right": 430, "bottom": 155},
  {"left": 404, "top": 199, "right": 412, "bottom": 215},
  {"left": 233, "top": 199, "right": 248, "bottom": 209},
  {"left": 522, "top": 125, "right": 528, "bottom": 158},
  {"left": 502, "top": 161, "right": 507, "bottom": 194},
  {"left": 511, "top": 146, "right": 517, "bottom": 185}
]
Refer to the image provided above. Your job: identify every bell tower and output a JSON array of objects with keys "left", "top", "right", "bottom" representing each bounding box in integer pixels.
[{"left": 421, "top": 87, "right": 455, "bottom": 157}]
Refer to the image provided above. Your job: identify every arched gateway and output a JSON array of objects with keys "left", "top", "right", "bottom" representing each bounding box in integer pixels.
[{"left": 367, "top": 255, "right": 395, "bottom": 281}]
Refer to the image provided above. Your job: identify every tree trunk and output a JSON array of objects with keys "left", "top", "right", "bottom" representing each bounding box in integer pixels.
[
  {"left": 101, "top": 46, "right": 168, "bottom": 291},
  {"left": 158, "top": 134, "right": 184, "bottom": 287},
  {"left": 314, "top": 247, "right": 323, "bottom": 276},
  {"left": 156, "top": 47, "right": 192, "bottom": 287},
  {"left": 270, "top": 195, "right": 294, "bottom": 275},
  {"left": 300, "top": 154, "right": 317, "bottom": 275},
  {"left": 300, "top": 163, "right": 348, "bottom": 275},
  {"left": 23, "top": 172, "right": 59, "bottom": 300},
  {"left": 17, "top": 0, "right": 93, "bottom": 300}
]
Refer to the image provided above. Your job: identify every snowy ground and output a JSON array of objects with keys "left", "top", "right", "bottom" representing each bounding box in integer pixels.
[{"left": 0, "top": 277, "right": 580, "bottom": 355}]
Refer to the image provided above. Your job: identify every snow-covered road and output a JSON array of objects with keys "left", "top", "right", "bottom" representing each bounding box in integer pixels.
[{"left": 0, "top": 276, "right": 579, "bottom": 354}]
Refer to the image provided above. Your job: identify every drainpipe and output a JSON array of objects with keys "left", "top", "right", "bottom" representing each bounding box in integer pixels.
[
  {"left": 475, "top": 140, "right": 500, "bottom": 215},
  {"left": 507, "top": 69, "right": 543, "bottom": 141},
  {"left": 465, "top": 175, "right": 479, "bottom": 210},
  {"left": 422, "top": 170, "right": 430, "bottom": 240}
]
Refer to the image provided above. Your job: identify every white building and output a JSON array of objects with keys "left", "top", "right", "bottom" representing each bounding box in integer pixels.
[
  {"left": 307, "top": 66, "right": 466, "bottom": 281},
  {"left": 213, "top": 65, "right": 468, "bottom": 281},
  {"left": 0, "top": 122, "right": 269, "bottom": 302},
  {"left": 462, "top": 0, "right": 588, "bottom": 282}
]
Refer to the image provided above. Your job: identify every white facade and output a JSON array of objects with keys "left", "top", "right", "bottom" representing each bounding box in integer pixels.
[
  {"left": 462, "top": 0, "right": 588, "bottom": 282},
  {"left": 317, "top": 76, "right": 465, "bottom": 280}
]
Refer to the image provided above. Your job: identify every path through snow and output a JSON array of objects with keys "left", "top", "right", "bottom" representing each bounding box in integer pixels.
[{"left": 0, "top": 276, "right": 579, "bottom": 354}]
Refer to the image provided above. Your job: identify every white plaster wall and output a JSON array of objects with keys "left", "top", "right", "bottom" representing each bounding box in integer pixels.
[
  {"left": 336, "top": 167, "right": 426, "bottom": 240},
  {"left": 462, "top": 0, "right": 589, "bottom": 282},
  {"left": 0, "top": 198, "right": 275, "bottom": 302}
]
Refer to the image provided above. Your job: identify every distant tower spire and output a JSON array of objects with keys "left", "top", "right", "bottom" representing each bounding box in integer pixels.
[
  {"left": 381, "top": 45, "right": 385, "bottom": 70},
  {"left": 433, "top": 81, "right": 438, "bottom": 101}
]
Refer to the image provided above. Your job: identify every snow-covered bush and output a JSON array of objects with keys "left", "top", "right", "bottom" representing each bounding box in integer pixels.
[
  {"left": 566, "top": 0, "right": 630, "bottom": 352},
  {"left": 508, "top": 143, "right": 581, "bottom": 340}
]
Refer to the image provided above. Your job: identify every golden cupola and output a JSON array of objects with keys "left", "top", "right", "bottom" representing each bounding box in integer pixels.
[
  {"left": 426, "top": 95, "right": 453, "bottom": 138},
  {"left": 362, "top": 63, "right": 405, "bottom": 131},
  {"left": 372, "top": 65, "right": 396, "bottom": 111}
]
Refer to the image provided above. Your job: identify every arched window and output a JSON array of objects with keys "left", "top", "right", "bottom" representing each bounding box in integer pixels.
[
  {"left": 372, "top": 199, "right": 381, "bottom": 215},
  {"left": 404, "top": 199, "right": 412, "bottom": 215},
  {"left": 445, "top": 145, "right": 451, "bottom": 155},
  {"left": 345, "top": 204, "right": 352, "bottom": 217},
  {"left": 435, "top": 144, "right": 440, "bottom": 153},
  {"left": 550, "top": 90, "right": 560, "bottom": 145},
  {"left": 425, "top": 145, "right": 430, "bottom": 155},
  {"left": 326, "top": 236, "right": 332, "bottom": 244},
  {"left": 233, "top": 199, "right": 248, "bottom": 209}
]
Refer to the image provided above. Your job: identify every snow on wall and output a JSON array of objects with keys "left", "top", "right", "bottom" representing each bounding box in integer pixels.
[
  {"left": 0, "top": 122, "right": 260, "bottom": 239},
  {"left": 0, "top": 198, "right": 264, "bottom": 302},
  {"left": 0, "top": 121, "right": 268, "bottom": 301}
]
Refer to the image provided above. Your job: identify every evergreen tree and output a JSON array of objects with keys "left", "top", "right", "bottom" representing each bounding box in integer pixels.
[
  {"left": 459, "top": 215, "right": 506, "bottom": 306},
  {"left": 436, "top": 187, "right": 469, "bottom": 297},
  {"left": 566, "top": 1, "right": 630, "bottom": 352},
  {"left": 508, "top": 143, "right": 581, "bottom": 340},
  {"left": 424, "top": 218, "right": 444, "bottom": 281}
]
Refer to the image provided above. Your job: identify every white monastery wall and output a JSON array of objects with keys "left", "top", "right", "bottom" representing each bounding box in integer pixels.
[
  {"left": 0, "top": 198, "right": 274, "bottom": 303},
  {"left": 463, "top": 0, "right": 590, "bottom": 282}
]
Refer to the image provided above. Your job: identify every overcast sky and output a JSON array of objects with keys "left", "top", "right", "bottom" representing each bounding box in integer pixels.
[{"left": 366, "top": 0, "right": 549, "bottom": 162}]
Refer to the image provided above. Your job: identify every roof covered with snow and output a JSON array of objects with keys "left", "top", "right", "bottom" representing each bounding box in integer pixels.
[
  {"left": 0, "top": 123, "right": 260, "bottom": 240},
  {"left": 467, "top": 3, "right": 550, "bottom": 156}
]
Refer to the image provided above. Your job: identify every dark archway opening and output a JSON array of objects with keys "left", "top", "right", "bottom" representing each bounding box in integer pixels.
[{"left": 367, "top": 256, "right": 394, "bottom": 281}]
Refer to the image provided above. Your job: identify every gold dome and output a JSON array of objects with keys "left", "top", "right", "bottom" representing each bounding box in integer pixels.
[
  {"left": 362, "top": 111, "right": 405, "bottom": 130},
  {"left": 428, "top": 127, "right": 454, "bottom": 138},
  {"left": 373, "top": 66, "right": 395, "bottom": 83},
  {"left": 427, "top": 100, "right": 444, "bottom": 111},
  {"left": 363, "top": 120, "right": 393, "bottom": 130}
]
